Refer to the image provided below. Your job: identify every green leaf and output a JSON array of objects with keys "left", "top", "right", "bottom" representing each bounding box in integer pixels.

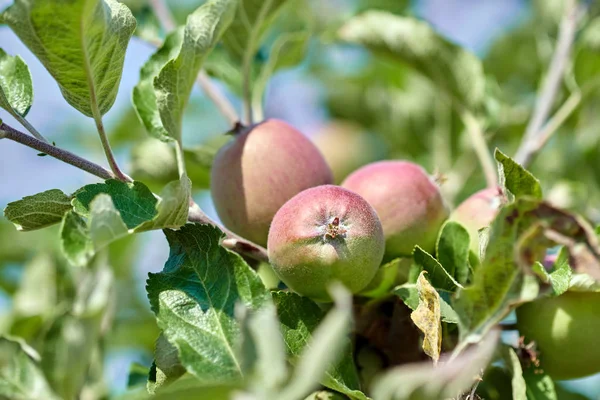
[
  {"left": 60, "top": 211, "right": 94, "bottom": 267},
  {"left": 436, "top": 221, "right": 472, "bottom": 285},
  {"left": 72, "top": 180, "right": 158, "bottom": 229},
  {"left": 0, "top": 48, "right": 33, "bottom": 117},
  {"left": 133, "top": 28, "right": 184, "bottom": 142},
  {"left": 4, "top": 189, "right": 72, "bottom": 231},
  {"left": 370, "top": 330, "right": 499, "bottom": 400},
  {"left": 88, "top": 193, "right": 128, "bottom": 250},
  {"left": 148, "top": 334, "right": 186, "bottom": 394},
  {"left": 500, "top": 345, "right": 527, "bottom": 400},
  {"left": 272, "top": 291, "right": 366, "bottom": 400},
  {"left": 412, "top": 246, "right": 462, "bottom": 292},
  {"left": 238, "top": 302, "right": 288, "bottom": 396},
  {"left": 453, "top": 199, "right": 600, "bottom": 341},
  {"left": 146, "top": 223, "right": 270, "bottom": 385},
  {"left": 0, "top": 336, "right": 60, "bottom": 400},
  {"left": 360, "top": 258, "right": 409, "bottom": 298},
  {"left": 339, "top": 11, "right": 485, "bottom": 110},
  {"left": 495, "top": 149, "right": 542, "bottom": 199},
  {"left": 278, "top": 285, "right": 366, "bottom": 400},
  {"left": 154, "top": 0, "right": 237, "bottom": 142},
  {"left": 222, "top": 0, "right": 290, "bottom": 62},
  {"left": 531, "top": 249, "right": 571, "bottom": 296},
  {"left": 2, "top": 0, "right": 135, "bottom": 117},
  {"left": 253, "top": 30, "right": 311, "bottom": 107},
  {"left": 394, "top": 284, "right": 459, "bottom": 324},
  {"left": 135, "top": 176, "right": 191, "bottom": 232},
  {"left": 523, "top": 364, "right": 557, "bottom": 400}
]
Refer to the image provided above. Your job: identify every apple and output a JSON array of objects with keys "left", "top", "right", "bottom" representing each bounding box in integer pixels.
[
  {"left": 267, "top": 185, "right": 384, "bottom": 301},
  {"left": 211, "top": 119, "right": 333, "bottom": 246},
  {"left": 341, "top": 161, "right": 448, "bottom": 258}
]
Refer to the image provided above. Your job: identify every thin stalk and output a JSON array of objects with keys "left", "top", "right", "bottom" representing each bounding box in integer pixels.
[
  {"left": 460, "top": 109, "right": 497, "bottom": 188},
  {"left": 0, "top": 122, "right": 114, "bottom": 180},
  {"left": 148, "top": 0, "right": 176, "bottom": 31},
  {"left": 92, "top": 113, "right": 131, "bottom": 182},
  {"left": 242, "top": 50, "right": 254, "bottom": 125},
  {"left": 174, "top": 140, "right": 186, "bottom": 178},
  {"left": 514, "top": 0, "right": 582, "bottom": 165},
  {"left": 13, "top": 113, "right": 48, "bottom": 143},
  {"left": 188, "top": 203, "right": 269, "bottom": 263}
]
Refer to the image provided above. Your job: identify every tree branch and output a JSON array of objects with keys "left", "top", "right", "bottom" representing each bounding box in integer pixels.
[
  {"left": 460, "top": 109, "right": 497, "bottom": 188},
  {"left": 188, "top": 203, "right": 269, "bottom": 263},
  {"left": 0, "top": 122, "right": 115, "bottom": 180},
  {"left": 148, "top": 0, "right": 240, "bottom": 126},
  {"left": 514, "top": 0, "right": 583, "bottom": 167}
]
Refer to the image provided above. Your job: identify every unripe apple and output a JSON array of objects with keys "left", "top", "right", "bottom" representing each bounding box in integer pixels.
[
  {"left": 341, "top": 161, "right": 448, "bottom": 259},
  {"left": 267, "top": 185, "right": 384, "bottom": 302},
  {"left": 516, "top": 291, "right": 600, "bottom": 380},
  {"left": 450, "top": 187, "right": 504, "bottom": 255},
  {"left": 211, "top": 119, "right": 333, "bottom": 246}
]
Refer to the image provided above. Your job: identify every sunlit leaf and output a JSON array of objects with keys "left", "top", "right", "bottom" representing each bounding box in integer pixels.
[
  {"left": 88, "top": 194, "right": 128, "bottom": 250},
  {"left": 412, "top": 246, "right": 462, "bottom": 292},
  {"left": 2, "top": 0, "right": 136, "bottom": 116},
  {"left": 135, "top": 176, "right": 191, "bottom": 232},
  {"left": 394, "top": 284, "right": 459, "bottom": 324},
  {"left": 436, "top": 221, "right": 472, "bottom": 285},
  {"left": 4, "top": 189, "right": 72, "bottom": 231},
  {"left": 60, "top": 211, "right": 94, "bottom": 267},
  {"left": 500, "top": 345, "right": 527, "bottom": 400},
  {"left": 146, "top": 223, "right": 270, "bottom": 385},
  {"left": 495, "top": 149, "right": 542, "bottom": 199},
  {"left": 0, "top": 48, "right": 33, "bottom": 117}
]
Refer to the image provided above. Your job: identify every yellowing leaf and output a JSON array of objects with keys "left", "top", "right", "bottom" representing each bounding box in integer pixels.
[{"left": 410, "top": 271, "right": 442, "bottom": 364}]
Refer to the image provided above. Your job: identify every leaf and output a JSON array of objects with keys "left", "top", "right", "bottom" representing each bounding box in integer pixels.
[
  {"left": 436, "top": 221, "right": 472, "bottom": 285},
  {"left": 2, "top": 0, "right": 136, "bottom": 117},
  {"left": 410, "top": 272, "right": 442, "bottom": 364},
  {"left": 148, "top": 333, "right": 186, "bottom": 394},
  {"left": 60, "top": 211, "right": 94, "bottom": 268},
  {"left": 4, "top": 189, "right": 72, "bottom": 231},
  {"left": 146, "top": 223, "right": 270, "bottom": 385},
  {"left": 500, "top": 345, "right": 527, "bottom": 400},
  {"left": 135, "top": 176, "right": 191, "bottom": 232},
  {"left": 237, "top": 301, "right": 288, "bottom": 395},
  {"left": 88, "top": 193, "right": 128, "bottom": 250},
  {"left": 0, "top": 336, "right": 60, "bottom": 400},
  {"left": 0, "top": 48, "right": 33, "bottom": 117},
  {"left": 338, "top": 11, "right": 485, "bottom": 110},
  {"left": 453, "top": 199, "right": 600, "bottom": 342},
  {"left": 531, "top": 249, "right": 571, "bottom": 296},
  {"left": 495, "top": 149, "right": 542, "bottom": 199},
  {"left": 154, "top": 0, "right": 237, "bottom": 142},
  {"left": 523, "top": 364, "right": 557, "bottom": 400},
  {"left": 72, "top": 180, "right": 157, "bottom": 229},
  {"left": 412, "top": 246, "right": 462, "bottom": 292},
  {"left": 133, "top": 28, "right": 184, "bottom": 142},
  {"left": 360, "top": 258, "right": 407, "bottom": 298},
  {"left": 370, "top": 329, "right": 499, "bottom": 400},
  {"left": 253, "top": 30, "right": 311, "bottom": 107},
  {"left": 278, "top": 285, "right": 367, "bottom": 400},
  {"left": 394, "top": 284, "right": 459, "bottom": 324},
  {"left": 222, "top": 0, "right": 290, "bottom": 62},
  {"left": 272, "top": 291, "right": 366, "bottom": 400}
]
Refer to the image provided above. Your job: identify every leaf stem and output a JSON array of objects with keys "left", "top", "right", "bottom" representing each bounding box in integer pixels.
[
  {"left": 92, "top": 112, "right": 132, "bottom": 182},
  {"left": 0, "top": 122, "right": 114, "bottom": 180},
  {"left": 188, "top": 203, "right": 269, "bottom": 263},
  {"left": 12, "top": 113, "right": 48, "bottom": 143},
  {"left": 514, "top": 0, "right": 584, "bottom": 167},
  {"left": 174, "top": 140, "right": 186, "bottom": 178},
  {"left": 459, "top": 109, "right": 497, "bottom": 188},
  {"left": 148, "top": 0, "right": 240, "bottom": 126}
]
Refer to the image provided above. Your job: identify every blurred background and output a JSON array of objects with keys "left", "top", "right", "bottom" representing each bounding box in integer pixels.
[{"left": 1, "top": 0, "right": 600, "bottom": 397}]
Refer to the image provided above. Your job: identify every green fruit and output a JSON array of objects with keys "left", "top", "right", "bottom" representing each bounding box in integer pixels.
[
  {"left": 341, "top": 161, "right": 448, "bottom": 259},
  {"left": 211, "top": 119, "right": 333, "bottom": 246},
  {"left": 450, "top": 187, "right": 504, "bottom": 254},
  {"left": 516, "top": 291, "right": 600, "bottom": 380},
  {"left": 267, "top": 185, "right": 384, "bottom": 302}
]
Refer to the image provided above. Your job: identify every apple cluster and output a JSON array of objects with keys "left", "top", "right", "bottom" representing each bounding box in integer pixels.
[{"left": 210, "top": 119, "right": 502, "bottom": 300}]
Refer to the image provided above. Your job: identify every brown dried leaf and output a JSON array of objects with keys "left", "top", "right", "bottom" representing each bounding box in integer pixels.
[{"left": 410, "top": 271, "right": 442, "bottom": 364}]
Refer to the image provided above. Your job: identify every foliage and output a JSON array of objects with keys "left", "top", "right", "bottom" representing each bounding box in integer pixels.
[{"left": 1, "top": 0, "right": 600, "bottom": 399}]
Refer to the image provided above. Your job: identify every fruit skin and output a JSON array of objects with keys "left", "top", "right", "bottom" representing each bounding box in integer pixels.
[
  {"left": 267, "top": 185, "right": 384, "bottom": 302},
  {"left": 450, "top": 187, "right": 504, "bottom": 255},
  {"left": 341, "top": 161, "right": 448, "bottom": 259},
  {"left": 211, "top": 119, "right": 333, "bottom": 246},
  {"left": 516, "top": 291, "right": 600, "bottom": 380}
]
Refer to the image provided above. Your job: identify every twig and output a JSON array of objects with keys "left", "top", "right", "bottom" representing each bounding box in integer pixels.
[
  {"left": 11, "top": 113, "right": 48, "bottom": 143},
  {"left": 514, "top": 0, "right": 583, "bottom": 167},
  {"left": 460, "top": 109, "right": 497, "bottom": 188},
  {"left": 92, "top": 113, "right": 132, "bottom": 182},
  {"left": 188, "top": 203, "right": 269, "bottom": 263},
  {"left": 0, "top": 122, "right": 115, "bottom": 180},
  {"left": 148, "top": 0, "right": 240, "bottom": 126}
]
